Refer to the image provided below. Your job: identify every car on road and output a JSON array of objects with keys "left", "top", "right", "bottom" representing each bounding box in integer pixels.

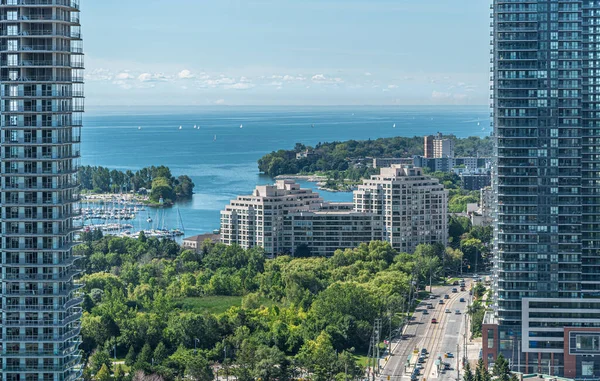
[
  {"left": 445, "top": 308, "right": 451, "bottom": 313},
  {"left": 426, "top": 303, "right": 434, "bottom": 309},
  {"left": 421, "top": 348, "right": 428, "bottom": 355},
  {"left": 418, "top": 356, "right": 426, "bottom": 363},
  {"left": 445, "top": 352, "right": 454, "bottom": 358},
  {"left": 455, "top": 309, "right": 461, "bottom": 314},
  {"left": 431, "top": 318, "right": 438, "bottom": 324},
  {"left": 423, "top": 309, "right": 429, "bottom": 315},
  {"left": 429, "top": 294, "right": 437, "bottom": 299},
  {"left": 438, "top": 299, "right": 444, "bottom": 304},
  {"left": 452, "top": 280, "right": 459, "bottom": 285},
  {"left": 444, "top": 294, "right": 450, "bottom": 299},
  {"left": 460, "top": 298, "right": 465, "bottom": 302},
  {"left": 452, "top": 288, "right": 458, "bottom": 293}
]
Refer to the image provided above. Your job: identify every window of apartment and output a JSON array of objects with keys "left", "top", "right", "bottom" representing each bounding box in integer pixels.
[{"left": 487, "top": 329, "right": 495, "bottom": 349}]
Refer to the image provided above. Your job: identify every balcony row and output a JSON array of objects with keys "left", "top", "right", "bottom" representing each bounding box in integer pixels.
[
  {"left": 2, "top": 213, "right": 81, "bottom": 222},
  {"left": 2, "top": 226, "right": 79, "bottom": 237},
  {"left": 1, "top": 75, "right": 83, "bottom": 83},
  {"left": 2, "top": 311, "right": 82, "bottom": 327},
  {"left": 0, "top": 60, "right": 84, "bottom": 69},
  {"left": 2, "top": 152, "right": 80, "bottom": 160},
  {"left": 1, "top": 106, "right": 84, "bottom": 113},
  {"left": 1, "top": 168, "right": 78, "bottom": 176},
  {"left": 2, "top": 269, "right": 80, "bottom": 281},
  {"left": 0, "top": 0, "right": 80, "bottom": 9},
  {"left": 0, "top": 345, "right": 80, "bottom": 358},
  {"left": 1, "top": 90, "right": 84, "bottom": 98},
  {"left": 2, "top": 197, "right": 81, "bottom": 206},
  {"left": 1, "top": 327, "right": 80, "bottom": 343},
  {"left": 3, "top": 297, "right": 83, "bottom": 311},
  {"left": 2, "top": 137, "right": 81, "bottom": 145}
]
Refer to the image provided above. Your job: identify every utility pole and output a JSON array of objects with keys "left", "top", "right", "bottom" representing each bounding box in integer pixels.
[
  {"left": 457, "top": 343, "right": 460, "bottom": 381},
  {"left": 517, "top": 340, "right": 521, "bottom": 374}
]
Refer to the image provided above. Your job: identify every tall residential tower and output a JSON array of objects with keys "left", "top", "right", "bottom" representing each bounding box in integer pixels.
[
  {"left": 485, "top": 0, "right": 600, "bottom": 377},
  {"left": 0, "top": 1, "right": 84, "bottom": 381}
]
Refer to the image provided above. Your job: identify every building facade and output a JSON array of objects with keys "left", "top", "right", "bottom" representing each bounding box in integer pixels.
[
  {"left": 222, "top": 165, "right": 448, "bottom": 256},
  {"left": 220, "top": 180, "right": 324, "bottom": 256},
  {"left": 424, "top": 135, "right": 435, "bottom": 158},
  {"left": 486, "top": 0, "right": 600, "bottom": 377},
  {"left": 0, "top": 1, "right": 84, "bottom": 381},
  {"left": 354, "top": 165, "right": 448, "bottom": 253}
]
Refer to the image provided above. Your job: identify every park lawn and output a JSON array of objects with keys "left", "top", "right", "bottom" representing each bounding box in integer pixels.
[
  {"left": 178, "top": 296, "right": 243, "bottom": 314},
  {"left": 178, "top": 295, "right": 278, "bottom": 315}
]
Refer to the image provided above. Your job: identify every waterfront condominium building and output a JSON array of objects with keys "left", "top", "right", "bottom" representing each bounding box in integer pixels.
[
  {"left": 0, "top": 1, "right": 84, "bottom": 381},
  {"left": 220, "top": 180, "right": 325, "bottom": 256},
  {"left": 221, "top": 165, "right": 448, "bottom": 257},
  {"left": 354, "top": 165, "right": 448, "bottom": 253},
  {"left": 484, "top": 1, "right": 600, "bottom": 378}
]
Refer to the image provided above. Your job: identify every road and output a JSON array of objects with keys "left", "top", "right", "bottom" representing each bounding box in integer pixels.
[{"left": 377, "top": 281, "right": 474, "bottom": 381}]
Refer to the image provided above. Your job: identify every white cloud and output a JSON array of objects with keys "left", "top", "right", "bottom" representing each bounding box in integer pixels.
[
  {"left": 432, "top": 90, "right": 452, "bottom": 99},
  {"left": 112, "top": 80, "right": 133, "bottom": 90},
  {"left": 115, "top": 72, "right": 134, "bottom": 80},
  {"left": 224, "top": 83, "right": 255, "bottom": 90},
  {"left": 177, "top": 69, "right": 195, "bottom": 79},
  {"left": 138, "top": 72, "right": 169, "bottom": 82},
  {"left": 214, "top": 99, "right": 226, "bottom": 105},
  {"left": 365, "top": 72, "right": 372, "bottom": 76},
  {"left": 311, "top": 74, "right": 343, "bottom": 84},
  {"left": 388, "top": 84, "right": 398, "bottom": 89},
  {"left": 85, "top": 68, "right": 114, "bottom": 81}
]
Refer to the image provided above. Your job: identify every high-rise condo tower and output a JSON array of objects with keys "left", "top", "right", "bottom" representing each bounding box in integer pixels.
[
  {"left": 486, "top": 0, "right": 600, "bottom": 377},
  {"left": 0, "top": 1, "right": 84, "bottom": 380}
]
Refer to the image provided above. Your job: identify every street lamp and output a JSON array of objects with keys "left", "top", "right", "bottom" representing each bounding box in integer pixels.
[{"left": 194, "top": 338, "right": 200, "bottom": 354}]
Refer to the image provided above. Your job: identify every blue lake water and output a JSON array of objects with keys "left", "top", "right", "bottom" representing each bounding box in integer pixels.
[{"left": 81, "top": 106, "right": 490, "bottom": 236}]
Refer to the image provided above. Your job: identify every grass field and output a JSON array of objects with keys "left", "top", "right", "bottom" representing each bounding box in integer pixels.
[
  {"left": 177, "top": 295, "right": 277, "bottom": 314},
  {"left": 177, "top": 296, "right": 243, "bottom": 314}
]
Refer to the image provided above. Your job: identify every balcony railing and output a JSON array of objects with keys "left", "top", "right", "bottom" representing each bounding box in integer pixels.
[
  {"left": 0, "top": 0, "right": 80, "bottom": 10},
  {"left": 3, "top": 297, "right": 83, "bottom": 312},
  {"left": 2, "top": 269, "right": 80, "bottom": 281},
  {"left": 1, "top": 137, "right": 81, "bottom": 144},
  {"left": 3, "top": 312, "right": 82, "bottom": 327}
]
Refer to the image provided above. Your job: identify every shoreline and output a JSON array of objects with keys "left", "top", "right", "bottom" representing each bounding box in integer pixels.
[{"left": 274, "top": 174, "right": 353, "bottom": 193}]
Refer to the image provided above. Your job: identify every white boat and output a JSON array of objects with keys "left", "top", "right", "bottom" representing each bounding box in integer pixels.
[
  {"left": 138, "top": 126, "right": 141, "bottom": 130},
  {"left": 393, "top": 123, "right": 396, "bottom": 128},
  {"left": 240, "top": 124, "right": 243, "bottom": 129},
  {"left": 178, "top": 125, "right": 182, "bottom": 130},
  {"left": 193, "top": 125, "right": 197, "bottom": 129},
  {"left": 213, "top": 134, "right": 217, "bottom": 141}
]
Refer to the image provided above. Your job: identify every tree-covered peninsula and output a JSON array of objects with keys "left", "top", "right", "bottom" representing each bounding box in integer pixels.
[
  {"left": 78, "top": 165, "right": 195, "bottom": 204},
  {"left": 257, "top": 135, "right": 493, "bottom": 177}
]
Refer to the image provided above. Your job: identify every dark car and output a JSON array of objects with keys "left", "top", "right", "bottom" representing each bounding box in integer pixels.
[
  {"left": 452, "top": 288, "right": 458, "bottom": 293},
  {"left": 460, "top": 298, "right": 465, "bottom": 302},
  {"left": 452, "top": 280, "right": 459, "bottom": 285},
  {"left": 421, "top": 348, "right": 428, "bottom": 356},
  {"left": 444, "top": 294, "right": 450, "bottom": 299}
]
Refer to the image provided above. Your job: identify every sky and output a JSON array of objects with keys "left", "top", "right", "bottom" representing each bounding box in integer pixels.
[{"left": 82, "top": 0, "right": 491, "bottom": 106}]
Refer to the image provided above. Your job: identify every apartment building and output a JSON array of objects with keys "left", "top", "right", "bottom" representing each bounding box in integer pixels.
[
  {"left": 220, "top": 180, "right": 324, "bottom": 255},
  {"left": 0, "top": 1, "right": 85, "bottom": 381},
  {"left": 484, "top": 1, "right": 600, "bottom": 377},
  {"left": 354, "top": 165, "right": 448, "bottom": 253}
]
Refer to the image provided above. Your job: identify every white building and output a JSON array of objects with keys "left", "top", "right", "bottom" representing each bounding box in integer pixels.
[
  {"left": 221, "top": 165, "right": 448, "bottom": 256},
  {"left": 354, "top": 165, "right": 448, "bottom": 253},
  {"left": 220, "top": 180, "right": 324, "bottom": 255}
]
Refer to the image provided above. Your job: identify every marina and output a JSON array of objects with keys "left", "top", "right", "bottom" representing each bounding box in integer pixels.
[{"left": 77, "top": 196, "right": 186, "bottom": 240}]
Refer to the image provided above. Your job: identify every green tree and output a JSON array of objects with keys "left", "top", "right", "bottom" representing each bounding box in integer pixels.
[
  {"left": 296, "top": 331, "right": 338, "bottom": 381},
  {"left": 475, "top": 358, "right": 491, "bottom": 381},
  {"left": 153, "top": 342, "right": 168, "bottom": 365},
  {"left": 138, "top": 343, "right": 153, "bottom": 365},
  {"left": 125, "top": 345, "right": 137, "bottom": 367},
  {"left": 464, "top": 361, "right": 474, "bottom": 381},
  {"left": 95, "top": 363, "right": 112, "bottom": 381},
  {"left": 185, "top": 355, "right": 213, "bottom": 381},
  {"left": 492, "top": 354, "right": 510, "bottom": 381},
  {"left": 89, "top": 348, "right": 111, "bottom": 374},
  {"left": 114, "top": 364, "right": 125, "bottom": 381}
]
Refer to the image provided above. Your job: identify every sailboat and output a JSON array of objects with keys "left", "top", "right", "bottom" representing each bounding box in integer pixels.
[
  {"left": 240, "top": 124, "right": 243, "bottom": 129},
  {"left": 138, "top": 126, "right": 142, "bottom": 130},
  {"left": 193, "top": 125, "right": 197, "bottom": 129},
  {"left": 213, "top": 134, "right": 217, "bottom": 141},
  {"left": 178, "top": 125, "right": 182, "bottom": 130},
  {"left": 393, "top": 123, "right": 396, "bottom": 128},
  {"left": 311, "top": 124, "right": 315, "bottom": 128}
]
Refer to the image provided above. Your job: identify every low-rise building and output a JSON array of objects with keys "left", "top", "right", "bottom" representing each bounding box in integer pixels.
[{"left": 183, "top": 233, "right": 221, "bottom": 252}]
